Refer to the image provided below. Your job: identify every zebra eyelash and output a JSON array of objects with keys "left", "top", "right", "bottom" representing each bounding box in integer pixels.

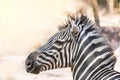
[{"left": 54, "top": 40, "right": 65, "bottom": 45}]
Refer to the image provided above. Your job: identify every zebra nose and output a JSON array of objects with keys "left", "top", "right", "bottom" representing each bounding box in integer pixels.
[{"left": 26, "top": 60, "right": 32, "bottom": 68}]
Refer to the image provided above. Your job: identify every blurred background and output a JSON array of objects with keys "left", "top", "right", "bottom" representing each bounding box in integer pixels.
[{"left": 0, "top": 0, "right": 120, "bottom": 80}]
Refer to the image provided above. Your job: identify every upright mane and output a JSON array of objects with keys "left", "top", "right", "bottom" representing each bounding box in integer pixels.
[{"left": 58, "top": 12, "right": 94, "bottom": 30}]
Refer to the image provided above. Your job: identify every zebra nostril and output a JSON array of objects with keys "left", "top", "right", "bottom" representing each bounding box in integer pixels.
[{"left": 26, "top": 60, "right": 32, "bottom": 68}]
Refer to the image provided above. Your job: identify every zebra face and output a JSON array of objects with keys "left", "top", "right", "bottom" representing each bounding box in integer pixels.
[
  {"left": 25, "top": 33, "right": 71, "bottom": 74},
  {"left": 25, "top": 20, "right": 81, "bottom": 74},
  {"left": 25, "top": 38, "right": 69, "bottom": 74}
]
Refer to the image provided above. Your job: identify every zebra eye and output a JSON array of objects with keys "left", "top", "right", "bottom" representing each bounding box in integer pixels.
[
  {"left": 54, "top": 40, "right": 65, "bottom": 45},
  {"left": 48, "top": 51, "right": 53, "bottom": 53}
]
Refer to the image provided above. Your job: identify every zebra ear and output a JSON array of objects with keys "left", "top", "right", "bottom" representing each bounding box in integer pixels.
[{"left": 70, "top": 22, "right": 80, "bottom": 37}]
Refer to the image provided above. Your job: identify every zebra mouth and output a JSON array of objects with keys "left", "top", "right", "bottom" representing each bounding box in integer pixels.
[
  {"left": 26, "top": 62, "right": 41, "bottom": 74},
  {"left": 30, "top": 65, "right": 40, "bottom": 74}
]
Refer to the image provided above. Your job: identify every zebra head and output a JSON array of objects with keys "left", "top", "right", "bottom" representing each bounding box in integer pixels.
[{"left": 25, "top": 15, "right": 84, "bottom": 74}]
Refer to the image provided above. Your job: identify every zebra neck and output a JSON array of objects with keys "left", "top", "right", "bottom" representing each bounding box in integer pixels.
[{"left": 70, "top": 29, "right": 117, "bottom": 80}]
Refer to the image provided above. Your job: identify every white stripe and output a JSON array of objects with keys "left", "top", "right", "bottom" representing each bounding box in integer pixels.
[
  {"left": 74, "top": 45, "right": 108, "bottom": 80},
  {"left": 73, "top": 37, "right": 106, "bottom": 78},
  {"left": 72, "top": 25, "right": 91, "bottom": 58},
  {"left": 86, "top": 56, "right": 115, "bottom": 80},
  {"left": 106, "top": 74, "right": 120, "bottom": 80},
  {"left": 73, "top": 30, "right": 99, "bottom": 61},
  {"left": 79, "top": 52, "right": 110, "bottom": 79}
]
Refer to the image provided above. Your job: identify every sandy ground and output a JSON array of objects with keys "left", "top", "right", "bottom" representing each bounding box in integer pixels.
[{"left": 0, "top": 0, "right": 120, "bottom": 80}]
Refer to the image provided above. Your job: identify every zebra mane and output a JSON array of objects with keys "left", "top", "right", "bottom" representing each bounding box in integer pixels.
[{"left": 58, "top": 12, "right": 94, "bottom": 30}]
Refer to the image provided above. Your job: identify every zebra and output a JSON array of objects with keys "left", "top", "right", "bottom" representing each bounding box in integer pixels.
[{"left": 25, "top": 13, "right": 120, "bottom": 80}]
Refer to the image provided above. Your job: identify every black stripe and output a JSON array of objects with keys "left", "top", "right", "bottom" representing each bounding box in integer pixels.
[
  {"left": 37, "top": 60, "right": 51, "bottom": 70},
  {"left": 92, "top": 58, "right": 116, "bottom": 79},
  {"left": 59, "top": 51, "right": 63, "bottom": 67},
  {"left": 73, "top": 29, "right": 98, "bottom": 62},
  {"left": 75, "top": 47, "right": 113, "bottom": 80},
  {"left": 39, "top": 55, "right": 54, "bottom": 69},
  {"left": 83, "top": 55, "right": 114, "bottom": 78},
  {"left": 64, "top": 44, "right": 68, "bottom": 67},
  {"left": 81, "top": 59, "right": 113, "bottom": 79},
  {"left": 74, "top": 35, "right": 103, "bottom": 64},
  {"left": 76, "top": 27, "right": 95, "bottom": 43},
  {"left": 51, "top": 46, "right": 62, "bottom": 51},
  {"left": 104, "top": 71, "right": 120, "bottom": 79},
  {"left": 73, "top": 41, "right": 110, "bottom": 78},
  {"left": 69, "top": 41, "right": 72, "bottom": 66},
  {"left": 108, "top": 74, "right": 120, "bottom": 80},
  {"left": 42, "top": 52, "right": 57, "bottom": 63}
]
